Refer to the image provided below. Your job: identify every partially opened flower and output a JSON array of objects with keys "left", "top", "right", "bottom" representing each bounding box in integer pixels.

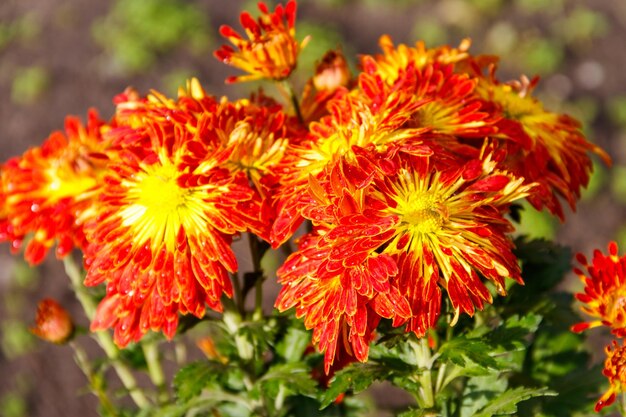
[
  {"left": 595, "top": 339, "right": 626, "bottom": 412},
  {"left": 84, "top": 89, "right": 268, "bottom": 347},
  {"left": 31, "top": 298, "right": 74, "bottom": 344},
  {"left": 572, "top": 241, "right": 626, "bottom": 337},
  {"left": 215, "top": 1, "right": 309, "bottom": 83},
  {"left": 0, "top": 110, "right": 108, "bottom": 264},
  {"left": 476, "top": 73, "right": 611, "bottom": 220}
]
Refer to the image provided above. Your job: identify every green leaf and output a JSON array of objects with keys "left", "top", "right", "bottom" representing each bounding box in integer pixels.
[
  {"left": 320, "top": 363, "right": 389, "bottom": 409},
  {"left": 438, "top": 337, "right": 500, "bottom": 373},
  {"left": 275, "top": 324, "right": 311, "bottom": 363},
  {"left": 471, "top": 387, "right": 556, "bottom": 417},
  {"left": 480, "top": 314, "right": 543, "bottom": 352},
  {"left": 460, "top": 375, "right": 508, "bottom": 417},
  {"left": 173, "top": 360, "right": 227, "bottom": 402},
  {"left": 256, "top": 363, "right": 317, "bottom": 398},
  {"left": 398, "top": 409, "right": 429, "bottom": 417}
]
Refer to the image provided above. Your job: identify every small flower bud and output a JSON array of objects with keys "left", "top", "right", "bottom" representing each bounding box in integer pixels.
[
  {"left": 31, "top": 298, "right": 74, "bottom": 344},
  {"left": 313, "top": 50, "right": 351, "bottom": 91}
]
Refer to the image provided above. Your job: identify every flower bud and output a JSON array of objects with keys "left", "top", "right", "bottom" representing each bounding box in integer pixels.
[
  {"left": 313, "top": 50, "right": 351, "bottom": 91},
  {"left": 31, "top": 298, "right": 74, "bottom": 344}
]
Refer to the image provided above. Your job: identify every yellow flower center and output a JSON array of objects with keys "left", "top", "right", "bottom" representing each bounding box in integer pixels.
[
  {"left": 138, "top": 166, "right": 186, "bottom": 214},
  {"left": 399, "top": 193, "right": 446, "bottom": 234},
  {"left": 120, "top": 162, "right": 207, "bottom": 251}
]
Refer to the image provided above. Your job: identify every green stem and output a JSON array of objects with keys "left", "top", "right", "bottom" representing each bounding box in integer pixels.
[
  {"left": 280, "top": 80, "right": 304, "bottom": 125},
  {"left": 70, "top": 341, "right": 119, "bottom": 417},
  {"left": 412, "top": 337, "right": 435, "bottom": 409},
  {"left": 249, "top": 234, "right": 266, "bottom": 321},
  {"left": 231, "top": 271, "right": 245, "bottom": 316},
  {"left": 142, "top": 341, "right": 169, "bottom": 404},
  {"left": 63, "top": 256, "right": 151, "bottom": 409}
]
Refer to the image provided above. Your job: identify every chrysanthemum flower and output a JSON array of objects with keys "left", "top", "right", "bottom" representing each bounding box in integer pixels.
[
  {"left": 270, "top": 62, "right": 443, "bottom": 246},
  {"left": 276, "top": 146, "right": 533, "bottom": 371},
  {"left": 370, "top": 35, "right": 473, "bottom": 84},
  {"left": 360, "top": 56, "right": 498, "bottom": 138},
  {"left": 595, "top": 340, "right": 626, "bottom": 412},
  {"left": 572, "top": 242, "right": 626, "bottom": 337},
  {"left": 0, "top": 110, "right": 108, "bottom": 265},
  {"left": 214, "top": 1, "right": 309, "bottom": 83},
  {"left": 84, "top": 86, "right": 289, "bottom": 346},
  {"left": 276, "top": 180, "right": 411, "bottom": 373},
  {"left": 476, "top": 73, "right": 611, "bottom": 220}
]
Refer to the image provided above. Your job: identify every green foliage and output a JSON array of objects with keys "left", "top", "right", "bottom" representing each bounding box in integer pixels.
[
  {"left": 11, "top": 66, "right": 50, "bottom": 105},
  {"left": 471, "top": 387, "right": 557, "bottom": 417},
  {"left": 91, "top": 0, "right": 211, "bottom": 74},
  {"left": 321, "top": 363, "right": 391, "bottom": 409}
]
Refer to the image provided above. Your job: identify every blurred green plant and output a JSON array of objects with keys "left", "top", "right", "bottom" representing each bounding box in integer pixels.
[
  {"left": 0, "top": 13, "right": 40, "bottom": 52},
  {"left": 10, "top": 67, "right": 50, "bottom": 105},
  {"left": 91, "top": 0, "right": 212, "bottom": 75}
]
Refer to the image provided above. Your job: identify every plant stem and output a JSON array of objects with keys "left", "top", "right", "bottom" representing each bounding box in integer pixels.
[
  {"left": 70, "top": 341, "right": 119, "bottom": 417},
  {"left": 63, "top": 256, "right": 151, "bottom": 409},
  {"left": 280, "top": 80, "right": 304, "bottom": 124},
  {"left": 248, "top": 234, "right": 266, "bottom": 321},
  {"left": 142, "top": 341, "right": 169, "bottom": 404},
  {"left": 412, "top": 337, "right": 435, "bottom": 409}
]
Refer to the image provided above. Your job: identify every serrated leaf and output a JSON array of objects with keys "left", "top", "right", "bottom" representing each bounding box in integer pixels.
[
  {"left": 482, "top": 314, "right": 543, "bottom": 352},
  {"left": 320, "top": 363, "right": 389, "bottom": 409},
  {"left": 256, "top": 363, "right": 317, "bottom": 398},
  {"left": 460, "top": 375, "right": 508, "bottom": 417},
  {"left": 439, "top": 337, "right": 499, "bottom": 371},
  {"left": 276, "top": 325, "right": 311, "bottom": 363},
  {"left": 173, "top": 360, "right": 226, "bottom": 402},
  {"left": 471, "top": 387, "right": 556, "bottom": 417}
]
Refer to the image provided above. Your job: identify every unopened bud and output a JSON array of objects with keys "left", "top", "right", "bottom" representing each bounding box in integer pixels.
[
  {"left": 31, "top": 298, "right": 74, "bottom": 344},
  {"left": 313, "top": 50, "right": 351, "bottom": 91}
]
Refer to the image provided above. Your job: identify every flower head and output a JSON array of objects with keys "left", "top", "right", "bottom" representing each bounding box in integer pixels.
[
  {"left": 572, "top": 241, "right": 626, "bottom": 337},
  {"left": 596, "top": 340, "right": 626, "bottom": 412},
  {"left": 31, "top": 298, "right": 74, "bottom": 344},
  {"left": 215, "top": 1, "right": 309, "bottom": 83},
  {"left": 0, "top": 111, "right": 108, "bottom": 264},
  {"left": 476, "top": 74, "right": 611, "bottom": 220},
  {"left": 276, "top": 146, "right": 533, "bottom": 371},
  {"left": 84, "top": 89, "right": 268, "bottom": 346}
]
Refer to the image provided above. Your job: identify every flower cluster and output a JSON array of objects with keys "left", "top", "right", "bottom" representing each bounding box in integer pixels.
[
  {"left": 0, "top": 0, "right": 609, "bottom": 380},
  {"left": 572, "top": 242, "right": 626, "bottom": 411}
]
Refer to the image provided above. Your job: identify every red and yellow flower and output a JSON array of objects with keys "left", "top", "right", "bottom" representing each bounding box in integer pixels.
[
  {"left": 572, "top": 241, "right": 626, "bottom": 337},
  {"left": 596, "top": 339, "right": 626, "bottom": 412},
  {"left": 0, "top": 111, "right": 108, "bottom": 265},
  {"left": 476, "top": 73, "right": 611, "bottom": 220},
  {"left": 214, "top": 1, "right": 309, "bottom": 83},
  {"left": 84, "top": 88, "right": 280, "bottom": 346},
  {"left": 276, "top": 145, "right": 533, "bottom": 371}
]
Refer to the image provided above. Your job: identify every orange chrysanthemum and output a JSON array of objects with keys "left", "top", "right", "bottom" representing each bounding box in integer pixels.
[
  {"left": 371, "top": 35, "right": 473, "bottom": 85},
  {"left": 214, "top": 1, "right": 309, "bottom": 83},
  {"left": 84, "top": 92, "right": 269, "bottom": 346},
  {"left": 0, "top": 111, "right": 108, "bottom": 264},
  {"left": 572, "top": 241, "right": 626, "bottom": 337},
  {"left": 276, "top": 146, "right": 533, "bottom": 371},
  {"left": 476, "top": 74, "right": 611, "bottom": 220},
  {"left": 596, "top": 340, "right": 626, "bottom": 412}
]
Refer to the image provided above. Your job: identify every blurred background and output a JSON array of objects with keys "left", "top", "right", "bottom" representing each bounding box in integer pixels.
[{"left": 0, "top": 0, "right": 624, "bottom": 416}]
